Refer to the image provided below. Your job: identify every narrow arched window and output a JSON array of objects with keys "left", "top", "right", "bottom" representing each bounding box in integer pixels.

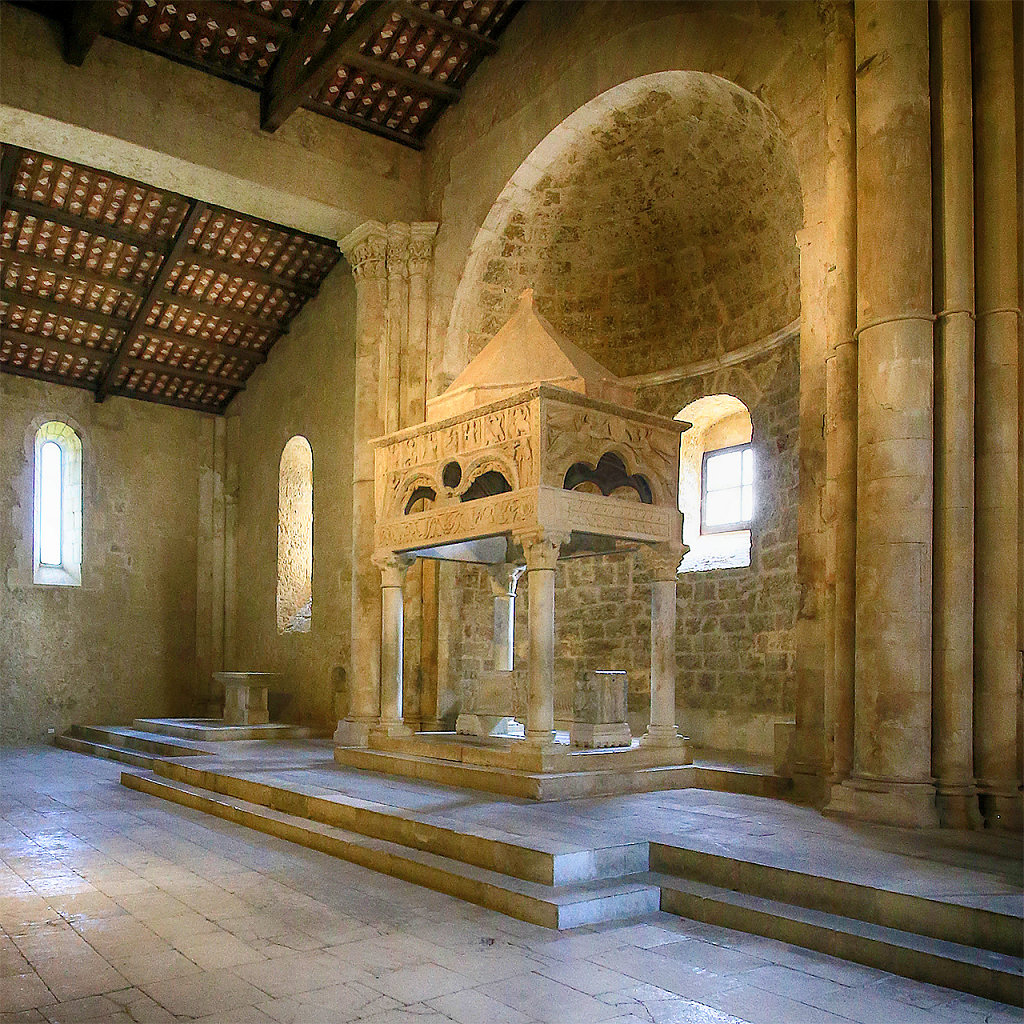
[
  {"left": 277, "top": 436, "right": 313, "bottom": 634},
  {"left": 676, "top": 396, "right": 753, "bottom": 572},
  {"left": 34, "top": 421, "right": 83, "bottom": 586}
]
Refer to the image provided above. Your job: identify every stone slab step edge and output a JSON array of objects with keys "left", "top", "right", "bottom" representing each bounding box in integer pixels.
[
  {"left": 655, "top": 874, "right": 1024, "bottom": 1007},
  {"left": 651, "top": 841, "right": 1022, "bottom": 959},
  {"left": 55, "top": 734, "right": 157, "bottom": 770},
  {"left": 133, "top": 718, "right": 310, "bottom": 741},
  {"left": 70, "top": 725, "right": 207, "bottom": 758},
  {"left": 335, "top": 745, "right": 699, "bottom": 801},
  {"left": 120, "top": 769, "right": 659, "bottom": 930},
  {"left": 151, "top": 758, "right": 646, "bottom": 887}
]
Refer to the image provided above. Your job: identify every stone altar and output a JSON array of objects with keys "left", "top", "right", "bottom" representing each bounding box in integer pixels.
[
  {"left": 571, "top": 670, "right": 631, "bottom": 749},
  {"left": 216, "top": 671, "right": 281, "bottom": 726}
]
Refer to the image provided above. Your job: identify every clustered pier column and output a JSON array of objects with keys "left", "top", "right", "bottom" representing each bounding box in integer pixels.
[
  {"left": 642, "top": 544, "right": 686, "bottom": 749},
  {"left": 373, "top": 553, "right": 414, "bottom": 739},
  {"left": 516, "top": 530, "right": 568, "bottom": 746}
]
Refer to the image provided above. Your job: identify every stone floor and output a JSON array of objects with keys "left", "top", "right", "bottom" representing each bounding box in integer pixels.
[{"left": 1, "top": 746, "right": 1019, "bottom": 1024}]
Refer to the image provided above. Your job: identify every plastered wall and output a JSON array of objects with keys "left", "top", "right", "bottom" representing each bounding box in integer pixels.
[
  {"left": 1, "top": 374, "right": 206, "bottom": 742},
  {"left": 225, "top": 267, "right": 357, "bottom": 731}
]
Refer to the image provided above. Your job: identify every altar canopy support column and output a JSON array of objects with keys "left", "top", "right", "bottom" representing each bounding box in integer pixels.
[
  {"left": 488, "top": 564, "right": 524, "bottom": 671},
  {"left": 518, "top": 531, "right": 567, "bottom": 745},
  {"left": 972, "top": 0, "right": 1022, "bottom": 830},
  {"left": 844, "top": 2, "right": 938, "bottom": 827},
  {"left": 642, "top": 544, "right": 686, "bottom": 749},
  {"left": 336, "top": 221, "right": 388, "bottom": 747},
  {"left": 931, "top": 0, "right": 981, "bottom": 829},
  {"left": 374, "top": 553, "right": 414, "bottom": 738}
]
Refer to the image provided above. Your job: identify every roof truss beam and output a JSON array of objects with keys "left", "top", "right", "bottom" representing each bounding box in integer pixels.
[
  {"left": 64, "top": 1, "right": 108, "bottom": 66},
  {"left": 122, "top": 356, "right": 246, "bottom": 390},
  {"left": 0, "top": 287, "right": 132, "bottom": 334},
  {"left": 1, "top": 251, "right": 146, "bottom": 298},
  {"left": 0, "top": 326, "right": 113, "bottom": 365},
  {"left": 136, "top": 325, "right": 267, "bottom": 364}
]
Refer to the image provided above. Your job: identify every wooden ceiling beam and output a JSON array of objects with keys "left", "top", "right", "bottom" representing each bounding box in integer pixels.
[
  {"left": 174, "top": 1, "right": 292, "bottom": 43},
  {"left": 96, "top": 201, "right": 207, "bottom": 402},
  {"left": 394, "top": 3, "right": 498, "bottom": 53},
  {"left": 0, "top": 362, "right": 101, "bottom": 392},
  {"left": 303, "top": 100, "right": 424, "bottom": 149},
  {"left": 0, "top": 326, "right": 113, "bottom": 365},
  {"left": 1, "top": 251, "right": 147, "bottom": 298},
  {"left": 107, "top": 384, "right": 224, "bottom": 414},
  {"left": 136, "top": 324, "right": 267, "bottom": 364},
  {"left": 262, "top": 1, "right": 393, "bottom": 133},
  {"left": 154, "top": 290, "right": 288, "bottom": 335},
  {"left": 344, "top": 52, "right": 461, "bottom": 101},
  {"left": 0, "top": 287, "right": 132, "bottom": 333},
  {"left": 1, "top": 145, "right": 23, "bottom": 196},
  {"left": 64, "top": 1, "right": 109, "bottom": 66},
  {"left": 183, "top": 252, "right": 318, "bottom": 299},
  {"left": 123, "top": 356, "right": 247, "bottom": 390},
  {"left": 2, "top": 194, "right": 176, "bottom": 254}
]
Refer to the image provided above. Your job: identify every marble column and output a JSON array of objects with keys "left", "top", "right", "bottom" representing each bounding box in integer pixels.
[
  {"left": 373, "top": 553, "right": 414, "bottom": 738},
  {"left": 931, "top": 0, "right": 981, "bottom": 828},
  {"left": 842, "top": 1, "right": 938, "bottom": 827},
  {"left": 487, "top": 564, "right": 524, "bottom": 672},
  {"left": 335, "top": 221, "right": 387, "bottom": 747},
  {"left": 642, "top": 544, "right": 686, "bottom": 749},
  {"left": 822, "top": 0, "right": 857, "bottom": 794},
  {"left": 972, "top": 0, "right": 1022, "bottom": 829},
  {"left": 517, "top": 530, "right": 566, "bottom": 745}
]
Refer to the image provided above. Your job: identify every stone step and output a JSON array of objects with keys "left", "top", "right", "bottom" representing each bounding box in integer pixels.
[
  {"left": 55, "top": 733, "right": 157, "bottom": 770},
  {"left": 150, "top": 757, "right": 646, "bottom": 886},
  {"left": 655, "top": 874, "right": 1024, "bottom": 1007},
  {"left": 120, "top": 769, "right": 660, "bottom": 930},
  {"left": 69, "top": 725, "right": 206, "bottom": 758},
  {"left": 650, "top": 841, "right": 1022, "bottom": 959},
  {"left": 134, "top": 718, "right": 310, "bottom": 741}
]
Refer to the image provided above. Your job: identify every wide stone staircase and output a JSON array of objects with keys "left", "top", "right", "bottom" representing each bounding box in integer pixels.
[{"left": 56, "top": 722, "right": 1023, "bottom": 1006}]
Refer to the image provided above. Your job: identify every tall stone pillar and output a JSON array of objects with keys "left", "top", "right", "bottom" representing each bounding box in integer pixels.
[
  {"left": 517, "top": 530, "right": 566, "bottom": 746},
  {"left": 821, "top": 0, "right": 857, "bottom": 795},
  {"left": 931, "top": 0, "right": 981, "bottom": 828},
  {"left": 404, "top": 223, "right": 439, "bottom": 429},
  {"left": 972, "top": 0, "right": 1022, "bottom": 829},
  {"left": 641, "top": 544, "right": 686, "bottom": 750},
  {"left": 384, "top": 224, "right": 409, "bottom": 434},
  {"left": 842, "top": 1, "right": 939, "bottom": 827},
  {"left": 335, "top": 222, "right": 387, "bottom": 747},
  {"left": 373, "top": 553, "right": 413, "bottom": 738}
]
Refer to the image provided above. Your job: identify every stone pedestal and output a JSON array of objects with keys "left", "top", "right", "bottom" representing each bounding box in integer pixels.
[
  {"left": 455, "top": 669, "right": 525, "bottom": 737},
  {"left": 215, "top": 672, "right": 280, "bottom": 726},
  {"left": 571, "top": 670, "right": 631, "bottom": 749}
]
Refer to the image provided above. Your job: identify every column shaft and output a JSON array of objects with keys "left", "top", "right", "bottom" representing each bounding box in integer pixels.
[
  {"left": 931, "top": 0, "right": 980, "bottom": 828},
  {"left": 519, "top": 532, "right": 564, "bottom": 745},
  {"left": 376, "top": 559, "right": 411, "bottom": 737},
  {"left": 972, "top": 0, "right": 1022, "bottom": 829},
  {"left": 336, "top": 222, "right": 387, "bottom": 746},
  {"left": 823, "top": 0, "right": 857, "bottom": 791},
  {"left": 847, "top": 1, "right": 938, "bottom": 826}
]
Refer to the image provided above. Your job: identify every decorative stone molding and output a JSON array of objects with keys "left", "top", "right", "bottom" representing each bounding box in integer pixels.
[
  {"left": 409, "top": 221, "right": 439, "bottom": 271},
  {"left": 341, "top": 220, "right": 387, "bottom": 280},
  {"left": 386, "top": 222, "right": 411, "bottom": 279},
  {"left": 515, "top": 528, "right": 570, "bottom": 571},
  {"left": 373, "top": 551, "right": 414, "bottom": 587}
]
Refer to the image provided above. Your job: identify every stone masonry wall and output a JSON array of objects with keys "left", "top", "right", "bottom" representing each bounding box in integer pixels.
[{"left": 1, "top": 374, "right": 205, "bottom": 743}]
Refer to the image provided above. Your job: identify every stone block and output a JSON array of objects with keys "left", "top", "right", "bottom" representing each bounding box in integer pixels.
[{"left": 571, "top": 670, "right": 631, "bottom": 749}]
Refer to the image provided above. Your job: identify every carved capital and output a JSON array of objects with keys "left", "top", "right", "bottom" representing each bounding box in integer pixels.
[
  {"left": 373, "top": 551, "right": 414, "bottom": 587},
  {"left": 386, "top": 222, "right": 411, "bottom": 277},
  {"left": 409, "top": 221, "right": 439, "bottom": 272},
  {"left": 486, "top": 562, "right": 525, "bottom": 598},
  {"left": 639, "top": 542, "right": 685, "bottom": 581},
  {"left": 515, "top": 529, "right": 570, "bottom": 571},
  {"left": 341, "top": 220, "right": 387, "bottom": 281}
]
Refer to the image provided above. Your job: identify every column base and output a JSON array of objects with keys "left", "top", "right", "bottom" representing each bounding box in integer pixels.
[
  {"left": 977, "top": 788, "right": 1023, "bottom": 831},
  {"left": 825, "top": 776, "right": 939, "bottom": 828},
  {"left": 935, "top": 785, "right": 983, "bottom": 829},
  {"left": 333, "top": 718, "right": 373, "bottom": 746},
  {"left": 371, "top": 720, "right": 413, "bottom": 740},
  {"left": 641, "top": 726, "right": 684, "bottom": 748},
  {"left": 525, "top": 729, "right": 556, "bottom": 746}
]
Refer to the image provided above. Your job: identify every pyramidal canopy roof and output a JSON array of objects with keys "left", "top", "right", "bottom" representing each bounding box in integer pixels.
[{"left": 427, "top": 290, "right": 637, "bottom": 421}]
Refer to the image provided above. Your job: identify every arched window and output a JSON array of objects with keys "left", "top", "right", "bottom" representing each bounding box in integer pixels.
[
  {"left": 277, "top": 436, "right": 313, "bottom": 634},
  {"left": 33, "top": 421, "right": 83, "bottom": 586},
  {"left": 677, "top": 396, "right": 753, "bottom": 572}
]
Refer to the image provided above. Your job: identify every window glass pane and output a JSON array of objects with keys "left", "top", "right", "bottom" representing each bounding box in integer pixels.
[
  {"left": 742, "top": 446, "right": 754, "bottom": 484},
  {"left": 741, "top": 483, "right": 754, "bottom": 521},
  {"left": 705, "top": 449, "right": 742, "bottom": 492},
  {"left": 39, "top": 440, "right": 63, "bottom": 566},
  {"left": 705, "top": 488, "right": 742, "bottom": 527}
]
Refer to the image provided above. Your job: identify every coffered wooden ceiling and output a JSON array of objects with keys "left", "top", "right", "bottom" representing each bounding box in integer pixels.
[
  {"left": 0, "top": 145, "right": 340, "bottom": 414},
  {"left": 28, "top": 0, "right": 522, "bottom": 148}
]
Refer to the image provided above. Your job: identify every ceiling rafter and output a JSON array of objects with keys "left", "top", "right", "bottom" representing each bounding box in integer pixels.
[
  {"left": 64, "top": 1, "right": 107, "bottom": 65},
  {"left": 344, "top": 51, "right": 462, "bottom": 102},
  {"left": 1, "top": 251, "right": 147, "bottom": 298},
  {"left": 262, "top": 1, "right": 393, "bottom": 133},
  {"left": 95, "top": 201, "right": 206, "bottom": 402},
  {"left": 137, "top": 325, "right": 267, "bottom": 365},
  {"left": 123, "top": 356, "right": 246, "bottom": 391},
  {"left": 153, "top": 289, "right": 290, "bottom": 336},
  {"left": 0, "top": 326, "right": 113, "bottom": 365},
  {"left": 394, "top": 3, "right": 498, "bottom": 53},
  {"left": 191, "top": 253, "right": 318, "bottom": 299},
  {"left": 0, "top": 287, "right": 132, "bottom": 334}
]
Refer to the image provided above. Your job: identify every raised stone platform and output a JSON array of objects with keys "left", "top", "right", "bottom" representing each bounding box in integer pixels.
[
  {"left": 334, "top": 730, "right": 694, "bottom": 800},
  {"left": 133, "top": 718, "right": 310, "bottom": 741}
]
